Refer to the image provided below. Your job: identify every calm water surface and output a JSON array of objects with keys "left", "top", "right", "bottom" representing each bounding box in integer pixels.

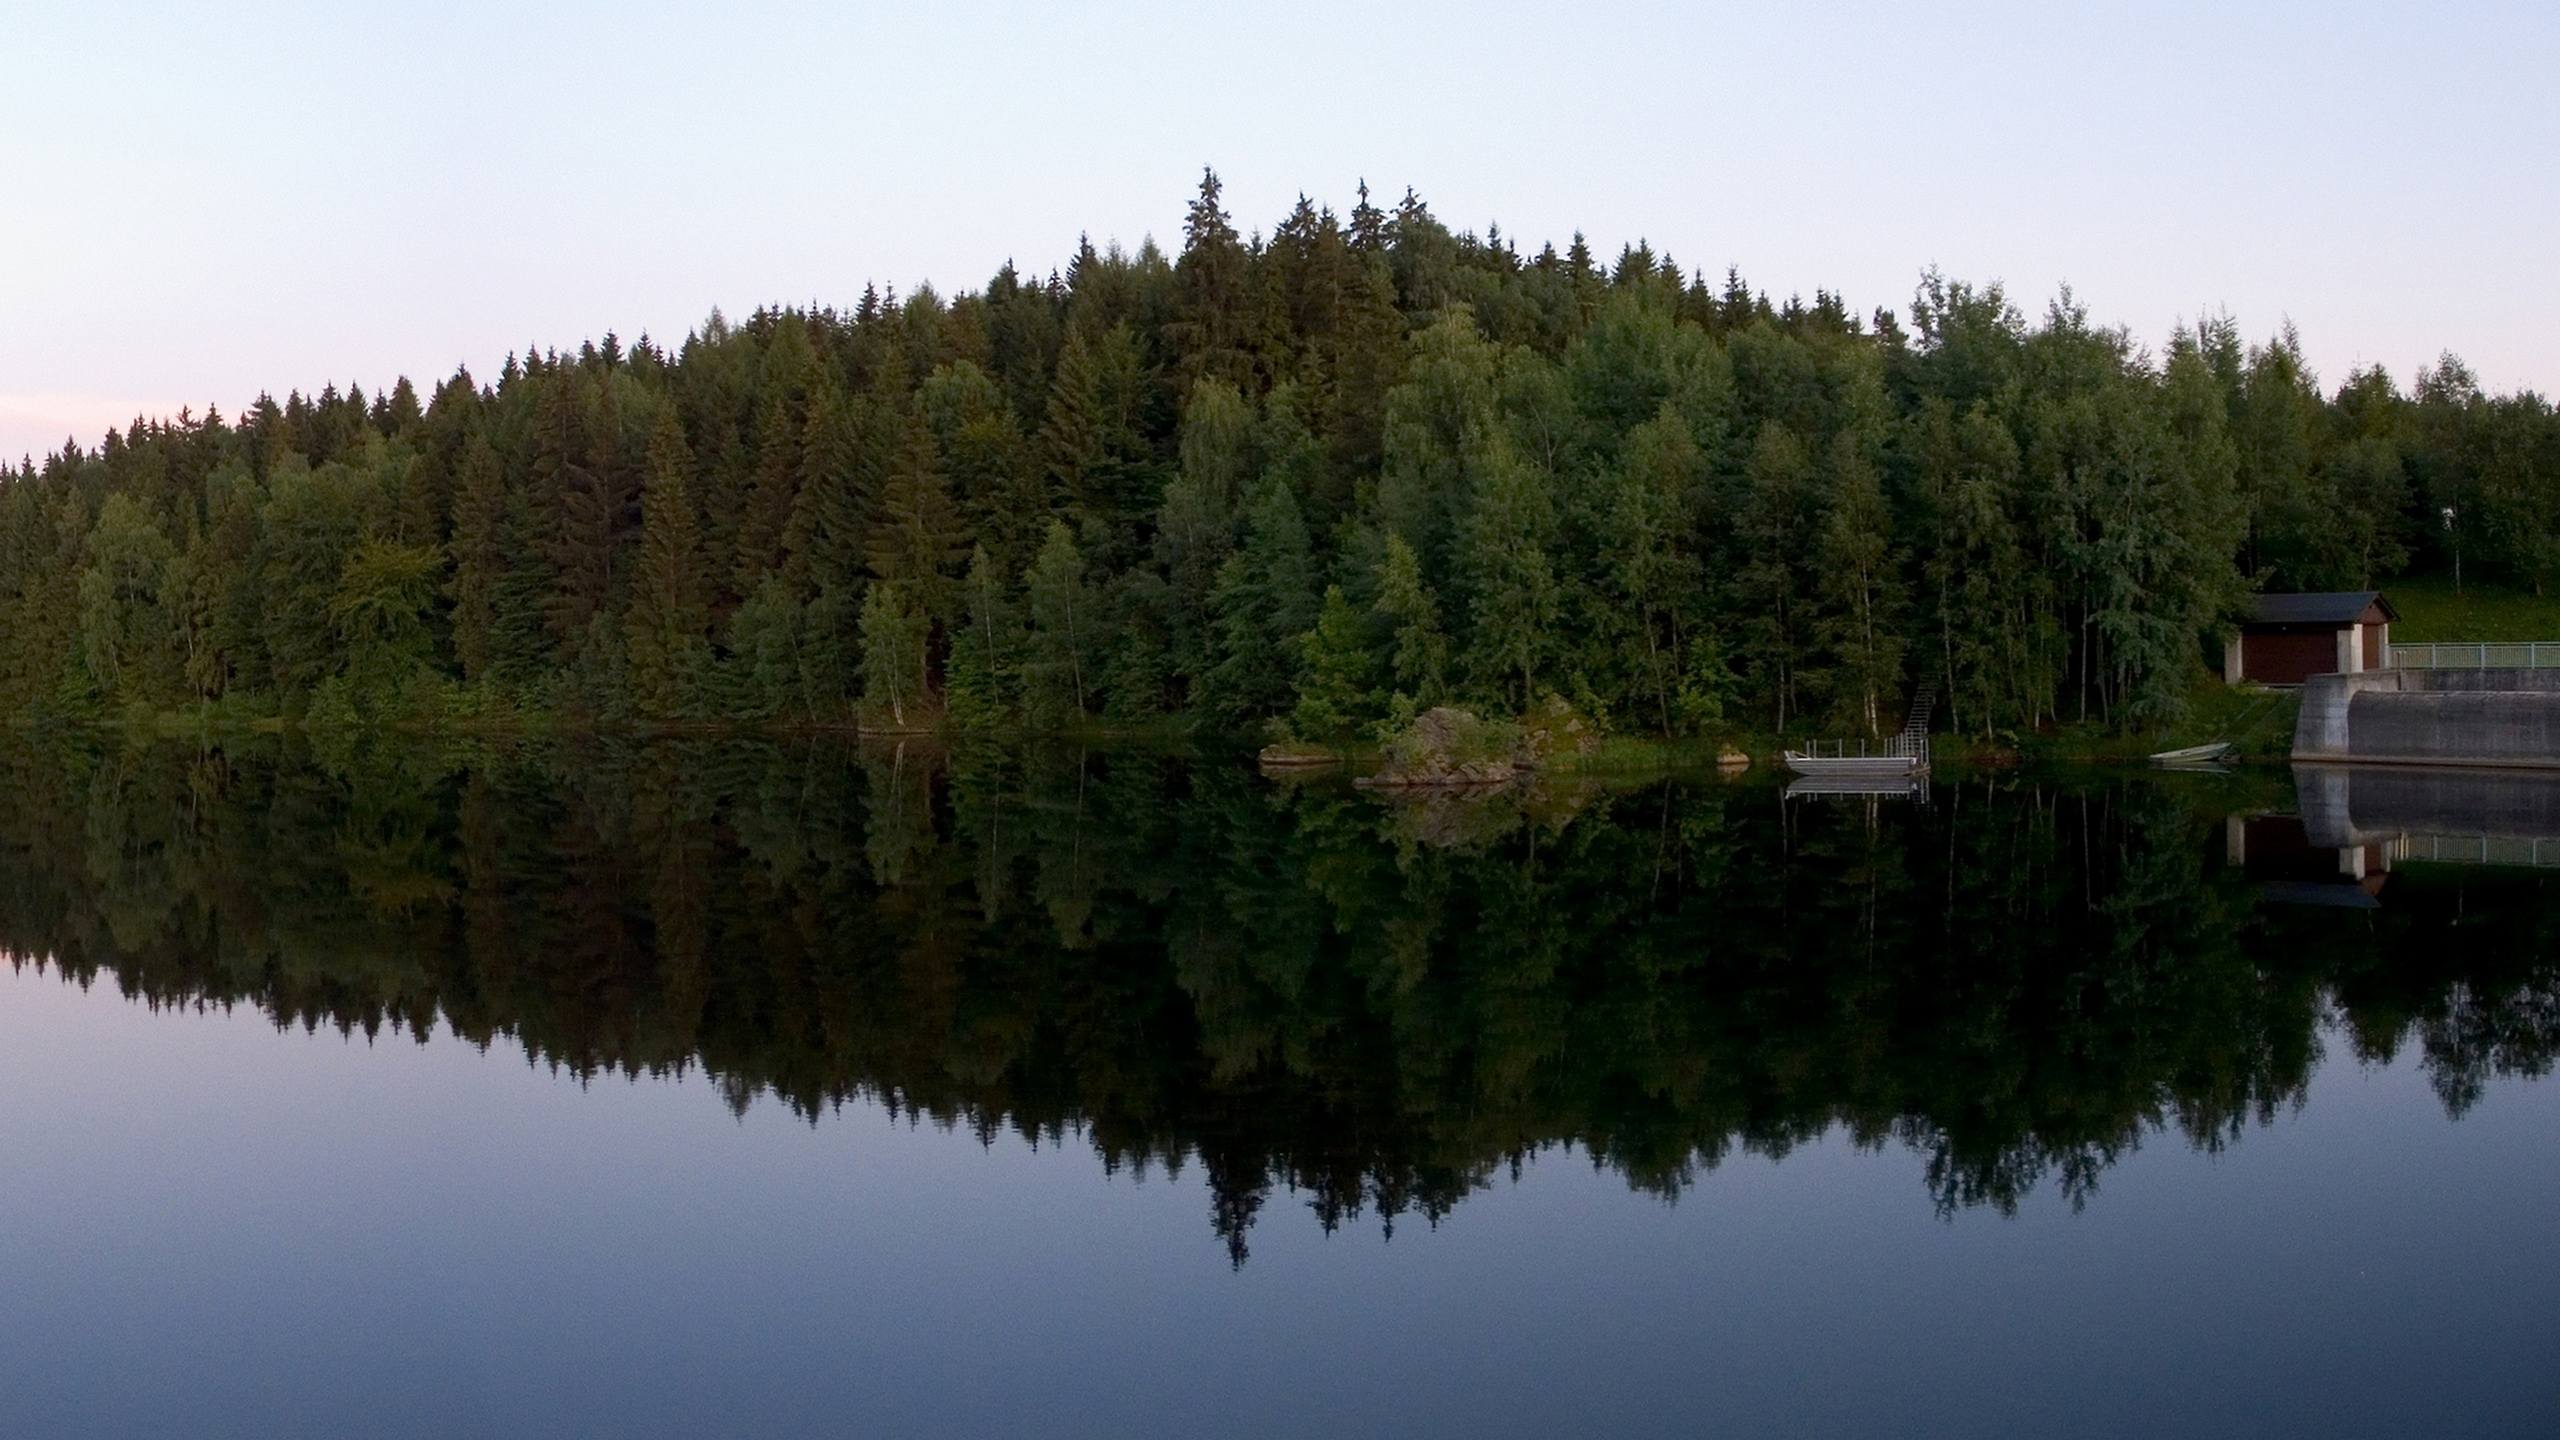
[{"left": 1, "top": 740, "right": 2554, "bottom": 1438}]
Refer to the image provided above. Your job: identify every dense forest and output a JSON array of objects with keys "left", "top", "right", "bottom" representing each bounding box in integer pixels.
[
  {"left": 7, "top": 173, "right": 2556, "bottom": 740},
  {"left": 6, "top": 739, "right": 2553, "bottom": 1261}
]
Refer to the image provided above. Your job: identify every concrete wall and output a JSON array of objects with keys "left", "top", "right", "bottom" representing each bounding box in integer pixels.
[{"left": 2295, "top": 668, "right": 2560, "bottom": 768}]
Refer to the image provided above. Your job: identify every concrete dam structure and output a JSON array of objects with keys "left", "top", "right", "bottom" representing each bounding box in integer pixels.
[{"left": 2293, "top": 667, "right": 2560, "bottom": 769}]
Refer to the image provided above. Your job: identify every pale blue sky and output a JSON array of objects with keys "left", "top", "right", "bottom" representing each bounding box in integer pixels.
[{"left": 3, "top": 0, "right": 2553, "bottom": 462}]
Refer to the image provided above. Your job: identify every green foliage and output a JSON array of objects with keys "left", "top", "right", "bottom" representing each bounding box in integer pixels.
[
  {"left": 626, "top": 408, "right": 713, "bottom": 718},
  {"left": 867, "top": 401, "right": 964, "bottom": 621},
  {"left": 1289, "top": 586, "right": 1382, "bottom": 738},
  {"left": 859, "top": 581, "right": 930, "bottom": 726},
  {"left": 945, "top": 546, "right": 1015, "bottom": 730},
  {"left": 1372, "top": 533, "right": 1449, "bottom": 708},
  {"left": 1811, "top": 433, "right": 1905, "bottom": 734},
  {"left": 331, "top": 538, "right": 442, "bottom": 700},
  {"left": 1734, "top": 423, "right": 1817, "bottom": 728},
  {"left": 5, "top": 176, "right": 2554, "bottom": 739},
  {"left": 1202, "top": 480, "right": 1319, "bottom": 719},
  {"left": 1672, "top": 635, "right": 1739, "bottom": 735},
  {"left": 77, "top": 493, "right": 178, "bottom": 704},
  {"left": 724, "top": 576, "right": 802, "bottom": 722},
  {"left": 1454, "top": 430, "right": 1559, "bottom": 708},
  {"left": 1021, "top": 520, "right": 1094, "bottom": 727}
]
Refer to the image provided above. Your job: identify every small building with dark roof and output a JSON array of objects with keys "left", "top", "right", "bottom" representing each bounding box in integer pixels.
[{"left": 2225, "top": 591, "right": 2397, "bottom": 686}]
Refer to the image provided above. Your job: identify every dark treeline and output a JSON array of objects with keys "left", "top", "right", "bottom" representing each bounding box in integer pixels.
[
  {"left": 7, "top": 173, "right": 2557, "bottom": 740},
  {"left": 4, "top": 738, "right": 2552, "bottom": 1263}
]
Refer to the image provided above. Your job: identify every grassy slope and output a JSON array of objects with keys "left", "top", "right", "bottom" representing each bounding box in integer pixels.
[{"left": 2385, "top": 574, "right": 2560, "bottom": 643}]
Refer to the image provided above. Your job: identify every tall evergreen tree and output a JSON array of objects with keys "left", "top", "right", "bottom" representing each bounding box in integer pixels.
[
  {"left": 625, "top": 408, "right": 712, "bottom": 715},
  {"left": 859, "top": 580, "right": 930, "bottom": 726},
  {"left": 867, "top": 401, "right": 964, "bottom": 623},
  {"left": 1202, "top": 479, "right": 1319, "bottom": 719},
  {"left": 1022, "top": 520, "right": 1094, "bottom": 725},
  {"left": 1811, "top": 432, "right": 1906, "bottom": 734},
  {"left": 1734, "top": 422, "right": 1816, "bottom": 729},
  {"left": 1372, "top": 532, "right": 1449, "bottom": 707}
]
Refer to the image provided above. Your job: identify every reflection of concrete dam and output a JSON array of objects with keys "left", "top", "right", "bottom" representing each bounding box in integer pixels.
[
  {"left": 2295, "top": 668, "right": 2560, "bottom": 768},
  {"left": 2238, "top": 767, "right": 2560, "bottom": 911},
  {"left": 2296, "top": 763, "right": 2560, "bottom": 848}
]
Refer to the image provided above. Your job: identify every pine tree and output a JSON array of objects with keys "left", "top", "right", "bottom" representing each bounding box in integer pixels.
[
  {"left": 1289, "top": 585, "right": 1382, "bottom": 738},
  {"left": 1735, "top": 422, "right": 1816, "bottom": 729},
  {"left": 926, "top": 361, "right": 1043, "bottom": 576},
  {"left": 1598, "top": 408, "right": 1706, "bottom": 731},
  {"left": 1372, "top": 532, "right": 1449, "bottom": 706},
  {"left": 1021, "top": 520, "right": 1093, "bottom": 726},
  {"left": 625, "top": 408, "right": 711, "bottom": 715},
  {"left": 1456, "top": 431, "right": 1559, "bottom": 708},
  {"left": 781, "top": 383, "right": 862, "bottom": 590},
  {"left": 721, "top": 576, "right": 799, "bottom": 722},
  {"left": 1155, "top": 378, "right": 1257, "bottom": 692},
  {"left": 533, "top": 374, "right": 627, "bottom": 658},
  {"left": 76, "top": 492, "right": 178, "bottom": 705},
  {"left": 733, "top": 391, "right": 801, "bottom": 593},
  {"left": 945, "top": 544, "right": 1015, "bottom": 729},
  {"left": 449, "top": 435, "right": 510, "bottom": 685},
  {"left": 859, "top": 580, "right": 930, "bottom": 726},
  {"left": 330, "top": 538, "right": 442, "bottom": 704},
  {"left": 257, "top": 458, "right": 365, "bottom": 697},
  {"left": 1169, "top": 167, "right": 1255, "bottom": 389},
  {"left": 867, "top": 402, "right": 964, "bottom": 621},
  {"left": 1811, "top": 432, "right": 1906, "bottom": 735},
  {"left": 1201, "top": 479, "right": 1319, "bottom": 720},
  {"left": 1038, "top": 322, "right": 1103, "bottom": 521}
]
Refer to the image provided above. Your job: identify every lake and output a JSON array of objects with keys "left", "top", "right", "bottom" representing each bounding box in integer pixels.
[{"left": 2, "top": 739, "right": 2554, "bottom": 1438}]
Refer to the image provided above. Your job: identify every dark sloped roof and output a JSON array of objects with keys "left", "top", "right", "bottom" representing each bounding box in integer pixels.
[{"left": 2246, "top": 591, "right": 2397, "bottom": 625}]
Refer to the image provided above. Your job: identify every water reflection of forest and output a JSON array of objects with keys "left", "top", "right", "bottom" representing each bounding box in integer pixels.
[{"left": 4, "top": 738, "right": 2554, "bottom": 1264}]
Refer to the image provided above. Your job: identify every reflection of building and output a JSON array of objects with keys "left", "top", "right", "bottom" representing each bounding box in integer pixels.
[
  {"left": 2242, "top": 765, "right": 2560, "bottom": 906},
  {"left": 2226, "top": 815, "right": 2390, "bottom": 907},
  {"left": 2226, "top": 591, "right": 2395, "bottom": 686}
]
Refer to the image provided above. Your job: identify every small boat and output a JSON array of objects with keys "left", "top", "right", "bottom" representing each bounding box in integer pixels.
[{"left": 2148, "top": 741, "right": 2234, "bottom": 767}]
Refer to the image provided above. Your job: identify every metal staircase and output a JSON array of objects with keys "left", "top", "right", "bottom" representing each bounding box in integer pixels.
[{"left": 1888, "top": 683, "right": 1937, "bottom": 762}]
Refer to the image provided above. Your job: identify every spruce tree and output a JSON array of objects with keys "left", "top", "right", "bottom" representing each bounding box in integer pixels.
[
  {"left": 1021, "top": 520, "right": 1092, "bottom": 725},
  {"left": 1811, "top": 432, "right": 1906, "bottom": 735},
  {"left": 1372, "top": 532, "right": 1449, "bottom": 707},
  {"left": 945, "top": 544, "right": 1015, "bottom": 729},
  {"left": 75, "top": 493, "right": 178, "bottom": 705},
  {"left": 1735, "top": 422, "right": 1816, "bottom": 729},
  {"left": 625, "top": 408, "right": 711, "bottom": 715},
  {"left": 733, "top": 391, "right": 801, "bottom": 593},
  {"left": 448, "top": 435, "right": 509, "bottom": 685},
  {"left": 1201, "top": 479, "right": 1319, "bottom": 720},
  {"left": 1455, "top": 431, "right": 1559, "bottom": 709},
  {"left": 1169, "top": 167, "right": 1255, "bottom": 389},
  {"left": 1289, "top": 585, "right": 1382, "bottom": 738},
  {"left": 867, "top": 402, "right": 964, "bottom": 622},
  {"left": 859, "top": 580, "right": 930, "bottom": 726}
]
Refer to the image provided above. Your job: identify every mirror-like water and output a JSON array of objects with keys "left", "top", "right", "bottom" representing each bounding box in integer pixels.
[{"left": 2, "top": 740, "right": 2554, "bottom": 1438}]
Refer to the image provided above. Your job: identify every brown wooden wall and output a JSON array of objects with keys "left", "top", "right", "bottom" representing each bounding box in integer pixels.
[{"left": 2242, "top": 629, "right": 2340, "bottom": 685}]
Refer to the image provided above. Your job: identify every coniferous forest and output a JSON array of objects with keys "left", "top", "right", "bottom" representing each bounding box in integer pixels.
[{"left": 9, "top": 172, "right": 2556, "bottom": 741}]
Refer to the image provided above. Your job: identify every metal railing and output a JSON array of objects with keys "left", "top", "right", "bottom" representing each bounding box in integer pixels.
[
  {"left": 2399, "top": 834, "right": 2560, "bottom": 869},
  {"left": 2388, "top": 642, "right": 2560, "bottom": 670},
  {"left": 1792, "top": 736, "right": 1929, "bottom": 761}
]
